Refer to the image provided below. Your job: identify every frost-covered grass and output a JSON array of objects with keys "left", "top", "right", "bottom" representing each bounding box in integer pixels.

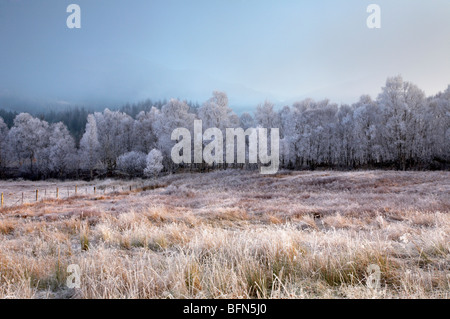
[{"left": 0, "top": 170, "right": 449, "bottom": 299}]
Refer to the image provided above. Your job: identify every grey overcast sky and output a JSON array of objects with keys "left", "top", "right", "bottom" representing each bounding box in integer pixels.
[{"left": 0, "top": 0, "right": 449, "bottom": 112}]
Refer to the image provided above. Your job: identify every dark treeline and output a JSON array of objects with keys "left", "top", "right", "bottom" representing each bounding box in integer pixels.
[{"left": 0, "top": 109, "right": 18, "bottom": 128}]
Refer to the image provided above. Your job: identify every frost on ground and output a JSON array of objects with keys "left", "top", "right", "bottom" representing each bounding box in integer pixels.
[{"left": 0, "top": 170, "right": 449, "bottom": 299}]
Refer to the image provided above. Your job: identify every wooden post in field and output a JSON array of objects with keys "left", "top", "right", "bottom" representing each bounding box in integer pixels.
[
  {"left": 22, "top": 192, "right": 24, "bottom": 204},
  {"left": 36, "top": 190, "right": 38, "bottom": 202},
  {"left": 56, "top": 188, "right": 59, "bottom": 199},
  {"left": 75, "top": 185, "right": 78, "bottom": 196},
  {"left": 94, "top": 187, "right": 96, "bottom": 195},
  {"left": 1, "top": 193, "right": 3, "bottom": 208},
  {"left": 130, "top": 185, "right": 132, "bottom": 192}
]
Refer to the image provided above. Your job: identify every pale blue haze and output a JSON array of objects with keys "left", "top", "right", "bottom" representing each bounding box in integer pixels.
[{"left": 0, "top": 0, "right": 449, "bottom": 112}]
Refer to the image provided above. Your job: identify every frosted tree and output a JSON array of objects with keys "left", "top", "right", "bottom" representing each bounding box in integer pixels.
[
  {"left": 48, "top": 122, "right": 77, "bottom": 177},
  {"left": 336, "top": 104, "right": 355, "bottom": 167},
  {"left": 198, "top": 91, "right": 234, "bottom": 130},
  {"left": 94, "top": 109, "right": 134, "bottom": 172},
  {"left": 7, "top": 113, "right": 50, "bottom": 175},
  {"left": 287, "top": 99, "right": 318, "bottom": 167},
  {"left": 278, "top": 105, "right": 292, "bottom": 139},
  {"left": 237, "top": 112, "right": 256, "bottom": 169},
  {"left": 154, "top": 99, "right": 195, "bottom": 171},
  {"left": 117, "top": 151, "right": 147, "bottom": 176},
  {"left": 79, "top": 114, "right": 101, "bottom": 178},
  {"left": 198, "top": 91, "right": 239, "bottom": 168},
  {"left": 132, "top": 107, "right": 159, "bottom": 153},
  {"left": 278, "top": 106, "right": 295, "bottom": 167},
  {"left": 427, "top": 86, "right": 450, "bottom": 163},
  {"left": 279, "top": 137, "right": 292, "bottom": 168},
  {"left": 255, "top": 100, "right": 280, "bottom": 129},
  {"left": 144, "top": 149, "right": 164, "bottom": 178},
  {"left": 0, "top": 117, "right": 9, "bottom": 174},
  {"left": 239, "top": 112, "right": 254, "bottom": 130},
  {"left": 285, "top": 99, "right": 337, "bottom": 168},
  {"left": 352, "top": 95, "right": 382, "bottom": 165},
  {"left": 228, "top": 113, "right": 241, "bottom": 128},
  {"left": 377, "top": 76, "right": 426, "bottom": 169},
  {"left": 311, "top": 102, "right": 339, "bottom": 166}
]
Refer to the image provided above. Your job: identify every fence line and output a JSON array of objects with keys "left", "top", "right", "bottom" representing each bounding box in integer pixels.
[{"left": 0, "top": 182, "right": 145, "bottom": 209}]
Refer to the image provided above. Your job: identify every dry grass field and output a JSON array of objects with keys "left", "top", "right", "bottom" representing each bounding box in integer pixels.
[{"left": 0, "top": 170, "right": 449, "bottom": 299}]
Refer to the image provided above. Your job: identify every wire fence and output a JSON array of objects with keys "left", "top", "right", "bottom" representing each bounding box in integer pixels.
[{"left": 0, "top": 182, "right": 147, "bottom": 209}]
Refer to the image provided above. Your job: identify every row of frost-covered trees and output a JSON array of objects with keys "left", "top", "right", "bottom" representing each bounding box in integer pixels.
[{"left": 0, "top": 76, "right": 449, "bottom": 179}]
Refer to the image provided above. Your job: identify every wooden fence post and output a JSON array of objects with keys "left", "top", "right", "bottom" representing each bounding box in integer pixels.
[
  {"left": 75, "top": 185, "right": 78, "bottom": 196},
  {"left": 22, "top": 192, "right": 24, "bottom": 204},
  {"left": 94, "top": 187, "right": 96, "bottom": 195},
  {"left": 36, "top": 190, "right": 38, "bottom": 202},
  {"left": 56, "top": 188, "right": 59, "bottom": 199},
  {"left": 1, "top": 193, "right": 3, "bottom": 208}
]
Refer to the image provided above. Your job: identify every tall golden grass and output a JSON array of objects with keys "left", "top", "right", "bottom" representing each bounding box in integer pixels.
[{"left": 0, "top": 170, "right": 448, "bottom": 299}]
